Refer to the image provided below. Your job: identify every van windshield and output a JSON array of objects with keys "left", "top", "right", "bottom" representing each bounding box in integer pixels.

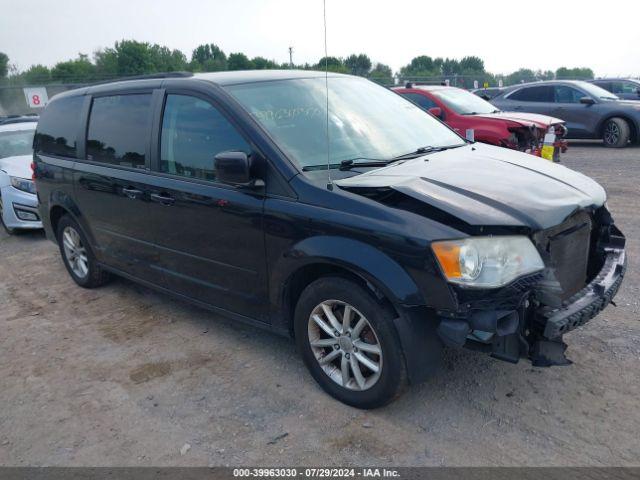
[{"left": 225, "top": 76, "right": 465, "bottom": 171}]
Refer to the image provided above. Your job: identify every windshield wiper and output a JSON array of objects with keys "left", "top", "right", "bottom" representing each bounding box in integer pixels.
[
  {"left": 302, "top": 158, "right": 389, "bottom": 172},
  {"left": 338, "top": 158, "right": 390, "bottom": 170},
  {"left": 392, "top": 144, "right": 465, "bottom": 161}
]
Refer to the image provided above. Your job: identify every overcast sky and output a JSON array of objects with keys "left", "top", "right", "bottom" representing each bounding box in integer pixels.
[{"left": 2, "top": 0, "right": 639, "bottom": 76}]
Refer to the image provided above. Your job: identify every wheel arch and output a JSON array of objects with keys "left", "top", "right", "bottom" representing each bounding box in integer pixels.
[
  {"left": 597, "top": 114, "right": 638, "bottom": 143},
  {"left": 270, "top": 235, "right": 427, "bottom": 336},
  {"left": 47, "top": 191, "right": 96, "bottom": 246}
]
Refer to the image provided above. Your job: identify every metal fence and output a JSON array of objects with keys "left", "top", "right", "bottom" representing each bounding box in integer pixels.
[{"left": 0, "top": 84, "right": 84, "bottom": 116}]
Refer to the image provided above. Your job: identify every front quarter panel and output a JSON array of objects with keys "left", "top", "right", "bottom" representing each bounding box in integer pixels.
[{"left": 264, "top": 182, "right": 465, "bottom": 330}]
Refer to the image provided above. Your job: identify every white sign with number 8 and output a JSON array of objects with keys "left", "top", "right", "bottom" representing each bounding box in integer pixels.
[{"left": 23, "top": 87, "right": 49, "bottom": 108}]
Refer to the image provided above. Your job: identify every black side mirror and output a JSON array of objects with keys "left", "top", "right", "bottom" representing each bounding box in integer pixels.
[
  {"left": 214, "top": 151, "right": 256, "bottom": 187},
  {"left": 579, "top": 96, "right": 595, "bottom": 105}
]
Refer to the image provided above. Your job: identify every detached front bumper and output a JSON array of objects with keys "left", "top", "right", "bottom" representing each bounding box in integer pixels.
[
  {"left": 435, "top": 241, "right": 626, "bottom": 366},
  {"left": 538, "top": 247, "right": 626, "bottom": 339}
]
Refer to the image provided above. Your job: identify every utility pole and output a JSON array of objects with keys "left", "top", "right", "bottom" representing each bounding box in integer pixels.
[{"left": 288, "top": 46, "right": 293, "bottom": 69}]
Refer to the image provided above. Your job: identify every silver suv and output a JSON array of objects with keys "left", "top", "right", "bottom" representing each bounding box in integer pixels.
[{"left": 491, "top": 80, "right": 640, "bottom": 147}]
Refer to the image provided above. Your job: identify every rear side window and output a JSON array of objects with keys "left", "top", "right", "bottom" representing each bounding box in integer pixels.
[
  {"left": 34, "top": 96, "right": 84, "bottom": 157},
  {"left": 160, "top": 94, "right": 250, "bottom": 181},
  {"left": 399, "top": 92, "right": 438, "bottom": 110},
  {"left": 508, "top": 86, "right": 553, "bottom": 102},
  {"left": 86, "top": 94, "right": 152, "bottom": 168}
]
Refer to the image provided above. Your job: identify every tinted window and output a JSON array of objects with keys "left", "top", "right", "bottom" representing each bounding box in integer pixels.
[
  {"left": 160, "top": 94, "right": 250, "bottom": 180},
  {"left": 34, "top": 96, "right": 83, "bottom": 157},
  {"left": 400, "top": 92, "right": 438, "bottom": 110},
  {"left": 555, "top": 85, "right": 586, "bottom": 103},
  {"left": 86, "top": 94, "right": 151, "bottom": 168},
  {"left": 593, "top": 81, "right": 611, "bottom": 92},
  {"left": 508, "top": 86, "right": 553, "bottom": 102},
  {"left": 612, "top": 81, "right": 639, "bottom": 94}
]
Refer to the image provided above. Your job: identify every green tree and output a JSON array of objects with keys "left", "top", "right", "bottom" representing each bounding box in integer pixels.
[
  {"left": 20, "top": 64, "right": 51, "bottom": 84},
  {"left": 505, "top": 68, "right": 537, "bottom": 85},
  {"left": 0, "top": 52, "right": 9, "bottom": 78},
  {"left": 400, "top": 55, "right": 439, "bottom": 78},
  {"left": 149, "top": 45, "right": 187, "bottom": 72},
  {"left": 190, "top": 43, "right": 227, "bottom": 72},
  {"left": 227, "top": 52, "right": 253, "bottom": 70},
  {"left": 344, "top": 53, "right": 372, "bottom": 76},
  {"left": 556, "top": 67, "right": 594, "bottom": 79},
  {"left": 112, "top": 40, "right": 155, "bottom": 76},
  {"left": 51, "top": 54, "right": 96, "bottom": 83},
  {"left": 536, "top": 69, "right": 555, "bottom": 81},
  {"left": 250, "top": 56, "right": 279, "bottom": 69},
  {"left": 315, "top": 56, "right": 348, "bottom": 73},
  {"left": 368, "top": 63, "right": 393, "bottom": 84},
  {"left": 440, "top": 58, "right": 460, "bottom": 76},
  {"left": 94, "top": 48, "right": 118, "bottom": 78},
  {"left": 458, "top": 56, "right": 484, "bottom": 73}
]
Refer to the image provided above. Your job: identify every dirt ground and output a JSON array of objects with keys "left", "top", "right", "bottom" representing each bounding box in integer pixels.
[{"left": 1, "top": 141, "right": 639, "bottom": 467}]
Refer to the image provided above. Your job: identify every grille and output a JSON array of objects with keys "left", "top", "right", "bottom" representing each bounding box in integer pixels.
[{"left": 537, "top": 211, "right": 593, "bottom": 300}]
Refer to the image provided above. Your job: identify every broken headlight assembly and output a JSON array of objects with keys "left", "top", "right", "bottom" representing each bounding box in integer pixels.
[{"left": 431, "top": 236, "right": 544, "bottom": 288}]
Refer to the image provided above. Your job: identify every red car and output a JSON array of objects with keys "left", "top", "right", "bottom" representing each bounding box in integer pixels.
[{"left": 394, "top": 84, "right": 568, "bottom": 161}]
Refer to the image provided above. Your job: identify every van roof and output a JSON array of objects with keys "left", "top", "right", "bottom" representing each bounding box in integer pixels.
[{"left": 48, "top": 70, "right": 353, "bottom": 102}]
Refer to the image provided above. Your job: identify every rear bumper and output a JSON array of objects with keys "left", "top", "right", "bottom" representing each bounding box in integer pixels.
[{"left": 539, "top": 247, "right": 626, "bottom": 339}]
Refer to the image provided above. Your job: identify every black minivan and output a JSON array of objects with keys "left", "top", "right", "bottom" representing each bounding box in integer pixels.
[{"left": 33, "top": 71, "right": 626, "bottom": 408}]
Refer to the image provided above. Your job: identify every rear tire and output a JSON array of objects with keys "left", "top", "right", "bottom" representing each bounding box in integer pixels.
[
  {"left": 56, "top": 215, "right": 110, "bottom": 288},
  {"left": 602, "top": 117, "right": 630, "bottom": 148},
  {"left": 294, "top": 276, "right": 407, "bottom": 409}
]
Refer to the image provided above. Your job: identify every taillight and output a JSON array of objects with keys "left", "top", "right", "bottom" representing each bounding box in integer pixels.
[{"left": 31, "top": 162, "right": 36, "bottom": 181}]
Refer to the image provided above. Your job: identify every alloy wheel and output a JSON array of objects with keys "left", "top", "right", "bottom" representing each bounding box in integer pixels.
[
  {"left": 307, "top": 300, "right": 382, "bottom": 391},
  {"left": 604, "top": 121, "right": 620, "bottom": 145},
  {"left": 61, "top": 226, "right": 89, "bottom": 279}
]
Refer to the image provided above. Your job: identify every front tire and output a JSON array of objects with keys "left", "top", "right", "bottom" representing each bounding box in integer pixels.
[
  {"left": 602, "top": 117, "right": 630, "bottom": 148},
  {"left": 56, "top": 215, "right": 110, "bottom": 288},
  {"left": 294, "top": 277, "right": 406, "bottom": 409}
]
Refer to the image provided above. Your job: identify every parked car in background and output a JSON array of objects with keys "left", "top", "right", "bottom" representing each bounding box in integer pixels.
[
  {"left": 472, "top": 87, "right": 505, "bottom": 101},
  {"left": 490, "top": 80, "right": 640, "bottom": 147},
  {"left": 0, "top": 114, "right": 39, "bottom": 126},
  {"left": 0, "top": 120, "right": 42, "bottom": 233},
  {"left": 33, "top": 71, "right": 625, "bottom": 408},
  {"left": 395, "top": 84, "right": 567, "bottom": 160},
  {"left": 589, "top": 78, "right": 640, "bottom": 101}
]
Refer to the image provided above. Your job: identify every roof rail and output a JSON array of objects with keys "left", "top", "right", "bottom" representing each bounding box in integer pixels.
[{"left": 88, "top": 71, "right": 194, "bottom": 86}]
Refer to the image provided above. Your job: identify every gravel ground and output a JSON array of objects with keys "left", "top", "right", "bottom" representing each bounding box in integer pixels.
[{"left": 1, "top": 141, "right": 639, "bottom": 467}]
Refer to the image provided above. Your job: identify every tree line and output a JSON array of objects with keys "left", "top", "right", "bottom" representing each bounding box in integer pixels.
[{"left": 0, "top": 40, "right": 594, "bottom": 87}]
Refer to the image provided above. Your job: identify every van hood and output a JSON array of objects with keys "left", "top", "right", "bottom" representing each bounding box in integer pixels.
[
  {"left": 335, "top": 143, "right": 606, "bottom": 230},
  {"left": 0, "top": 154, "right": 32, "bottom": 179}
]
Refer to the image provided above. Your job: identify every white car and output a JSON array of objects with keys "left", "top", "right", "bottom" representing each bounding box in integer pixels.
[{"left": 0, "top": 121, "right": 42, "bottom": 233}]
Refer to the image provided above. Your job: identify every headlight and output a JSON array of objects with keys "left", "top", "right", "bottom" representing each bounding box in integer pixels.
[
  {"left": 432, "top": 236, "right": 544, "bottom": 288},
  {"left": 10, "top": 176, "right": 36, "bottom": 194}
]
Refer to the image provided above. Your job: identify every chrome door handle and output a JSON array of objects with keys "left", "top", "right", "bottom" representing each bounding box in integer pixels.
[
  {"left": 150, "top": 192, "right": 175, "bottom": 206},
  {"left": 122, "top": 187, "right": 143, "bottom": 199}
]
